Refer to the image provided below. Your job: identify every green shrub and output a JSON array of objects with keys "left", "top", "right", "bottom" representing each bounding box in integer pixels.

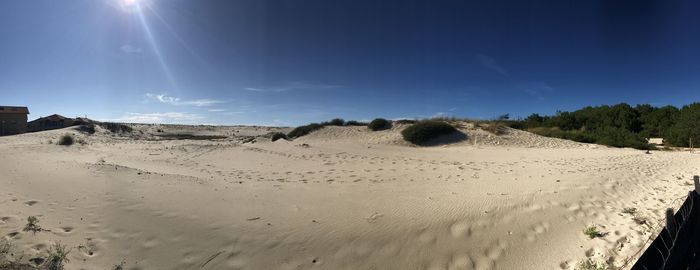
[
  {"left": 45, "top": 242, "right": 70, "bottom": 270},
  {"left": 583, "top": 225, "right": 607, "bottom": 239},
  {"left": 271, "top": 132, "right": 288, "bottom": 142},
  {"left": 323, "top": 118, "right": 345, "bottom": 126},
  {"left": 99, "top": 122, "right": 132, "bottom": 133},
  {"left": 401, "top": 121, "right": 457, "bottom": 145},
  {"left": 58, "top": 134, "right": 74, "bottom": 146},
  {"left": 288, "top": 123, "right": 323, "bottom": 138},
  {"left": 76, "top": 124, "right": 95, "bottom": 134},
  {"left": 368, "top": 118, "right": 391, "bottom": 131},
  {"left": 395, "top": 119, "right": 417, "bottom": 125},
  {"left": 576, "top": 259, "right": 608, "bottom": 270},
  {"left": 23, "top": 216, "right": 42, "bottom": 233},
  {"left": 345, "top": 120, "right": 367, "bottom": 126}
]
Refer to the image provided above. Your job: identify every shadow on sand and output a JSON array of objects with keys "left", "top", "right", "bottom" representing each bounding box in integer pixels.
[{"left": 420, "top": 131, "right": 468, "bottom": 146}]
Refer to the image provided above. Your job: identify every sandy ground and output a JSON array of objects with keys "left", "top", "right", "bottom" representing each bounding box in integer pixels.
[{"left": 1, "top": 123, "right": 699, "bottom": 270}]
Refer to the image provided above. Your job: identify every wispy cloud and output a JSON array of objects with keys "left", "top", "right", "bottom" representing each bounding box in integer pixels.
[
  {"left": 111, "top": 112, "right": 204, "bottom": 123},
  {"left": 146, "top": 93, "right": 226, "bottom": 107},
  {"left": 244, "top": 82, "right": 340, "bottom": 92},
  {"left": 207, "top": 109, "right": 227, "bottom": 112},
  {"left": 120, "top": 44, "right": 142, "bottom": 54},
  {"left": 518, "top": 82, "right": 554, "bottom": 100},
  {"left": 476, "top": 54, "right": 508, "bottom": 75}
]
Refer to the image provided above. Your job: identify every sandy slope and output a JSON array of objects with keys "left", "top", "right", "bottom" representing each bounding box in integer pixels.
[{"left": 1, "top": 124, "right": 699, "bottom": 270}]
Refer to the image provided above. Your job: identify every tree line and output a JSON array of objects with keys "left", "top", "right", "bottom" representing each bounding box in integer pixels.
[{"left": 506, "top": 103, "right": 700, "bottom": 150}]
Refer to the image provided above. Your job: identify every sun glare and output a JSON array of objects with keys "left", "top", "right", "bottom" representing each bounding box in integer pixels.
[{"left": 123, "top": 0, "right": 137, "bottom": 6}]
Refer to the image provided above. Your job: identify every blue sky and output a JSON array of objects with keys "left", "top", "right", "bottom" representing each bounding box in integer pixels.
[{"left": 2, "top": 0, "right": 700, "bottom": 126}]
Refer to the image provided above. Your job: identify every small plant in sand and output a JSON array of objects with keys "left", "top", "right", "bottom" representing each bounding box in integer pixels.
[
  {"left": 401, "top": 121, "right": 457, "bottom": 145},
  {"left": 621, "top": 207, "right": 637, "bottom": 215},
  {"left": 583, "top": 225, "right": 607, "bottom": 239},
  {"left": 576, "top": 258, "right": 608, "bottom": 270},
  {"left": 632, "top": 216, "right": 648, "bottom": 225},
  {"left": 23, "top": 216, "right": 42, "bottom": 234},
  {"left": 45, "top": 242, "right": 70, "bottom": 270},
  {"left": 0, "top": 238, "right": 11, "bottom": 255},
  {"left": 368, "top": 118, "right": 391, "bottom": 131},
  {"left": 58, "top": 134, "right": 74, "bottom": 146},
  {"left": 112, "top": 260, "right": 126, "bottom": 270},
  {"left": 271, "top": 132, "right": 288, "bottom": 142}
]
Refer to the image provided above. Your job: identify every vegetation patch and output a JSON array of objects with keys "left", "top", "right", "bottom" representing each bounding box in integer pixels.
[
  {"left": 583, "top": 225, "right": 607, "bottom": 239},
  {"left": 401, "top": 121, "right": 457, "bottom": 145},
  {"left": 368, "top": 118, "right": 391, "bottom": 131},
  {"left": 98, "top": 122, "right": 132, "bottom": 133},
  {"left": 621, "top": 207, "right": 637, "bottom": 215},
  {"left": 58, "top": 134, "right": 74, "bottom": 146},
  {"left": 288, "top": 123, "right": 324, "bottom": 138},
  {"left": 23, "top": 216, "right": 42, "bottom": 234},
  {"left": 155, "top": 134, "right": 227, "bottom": 140},
  {"left": 576, "top": 259, "right": 608, "bottom": 270},
  {"left": 45, "top": 243, "right": 70, "bottom": 270},
  {"left": 344, "top": 120, "right": 367, "bottom": 126},
  {"left": 76, "top": 124, "right": 96, "bottom": 134},
  {"left": 271, "top": 132, "right": 288, "bottom": 142},
  {"left": 394, "top": 119, "right": 417, "bottom": 125},
  {"left": 479, "top": 122, "right": 508, "bottom": 135},
  {"left": 321, "top": 118, "right": 345, "bottom": 126},
  {"left": 506, "top": 103, "right": 700, "bottom": 149}
]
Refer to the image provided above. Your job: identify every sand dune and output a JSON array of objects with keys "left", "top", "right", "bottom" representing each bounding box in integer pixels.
[{"left": 1, "top": 123, "right": 698, "bottom": 269}]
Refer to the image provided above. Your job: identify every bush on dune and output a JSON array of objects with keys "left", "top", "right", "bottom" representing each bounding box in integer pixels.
[
  {"left": 76, "top": 124, "right": 96, "bottom": 134},
  {"left": 58, "top": 134, "right": 74, "bottom": 146},
  {"left": 368, "top": 118, "right": 391, "bottom": 131},
  {"left": 480, "top": 122, "right": 508, "bottom": 135},
  {"left": 344, "top": 120, "right": 367, "bottom": 126},
  {"left": 394, "top": 119, "right": 417, "bottom": 125},
  {"left": 98, "top": 122, "right": 132, "bottom": 133},
  {"left": 287, "top": 123, "right": 324, "bottom": 138},
  {"left": 401, "top": 121, "right": 457, "bottom": 145},
  {"left": 324, "top": 118, "right": 345, "bottom": 126},
  {"left": 271, "top": 132, "right": 288, "bottom": 142}
]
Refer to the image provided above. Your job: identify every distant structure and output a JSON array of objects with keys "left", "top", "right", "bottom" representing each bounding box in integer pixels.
[
  {"left": 648, "top": 138, "right": 664, "bottom": 146},
  {"left": 0, "top": 106, "right": 30, "bottom": 136},
  {"left": 26, "top": 114, "right": 95, "bottom": 132},
  {"left": 27, "top": 114, "right": 75, "bottom": 132}
]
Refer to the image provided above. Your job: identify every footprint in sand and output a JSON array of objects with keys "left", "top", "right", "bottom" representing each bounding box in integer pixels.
[
  {"left": 448, "top": 252, "right": 475, "bottom": 270},
  {"left": 29, "top": 257, "right": 45, "bottom": 266},
  {"left": 6, "top": 231, "right": 21, "bottom": 239},
  {"left": 25, "top": 200, "right": 39, "bottom": 206},
  {"left": 0, "top": 216, "right": 11, "bottom": 224},
  {"left": 524, "top": 222, "right": 550, "bottom": 242},
  {"left": 450, "top": 220, "right": 471, "bottom": 238}
]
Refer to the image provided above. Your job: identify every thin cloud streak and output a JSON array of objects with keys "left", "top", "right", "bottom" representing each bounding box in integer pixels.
[
  {"left": 146, "top": 93, "right": 226, "bottom": 107},
  {"left": 244, "top": 82, "right": 340, "bottom": 92},
  {"left": 476, "top": 54, "right": 508, "bottom": 75},
  {"left": 109, "top": 112, "right": 204, "bottom": 123}
]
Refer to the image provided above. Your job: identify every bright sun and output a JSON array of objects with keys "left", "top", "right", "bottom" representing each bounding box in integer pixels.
[{"left": 123, "top": 0, "right": 137, "bottom": 6}]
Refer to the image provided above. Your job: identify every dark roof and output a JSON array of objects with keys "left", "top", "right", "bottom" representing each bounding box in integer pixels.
[
  {"left": 29, "top": 114, "right": 70, "bottom": 123},
  {"left": 0, "top": 106, "right": 29, "bottom": 114}
]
